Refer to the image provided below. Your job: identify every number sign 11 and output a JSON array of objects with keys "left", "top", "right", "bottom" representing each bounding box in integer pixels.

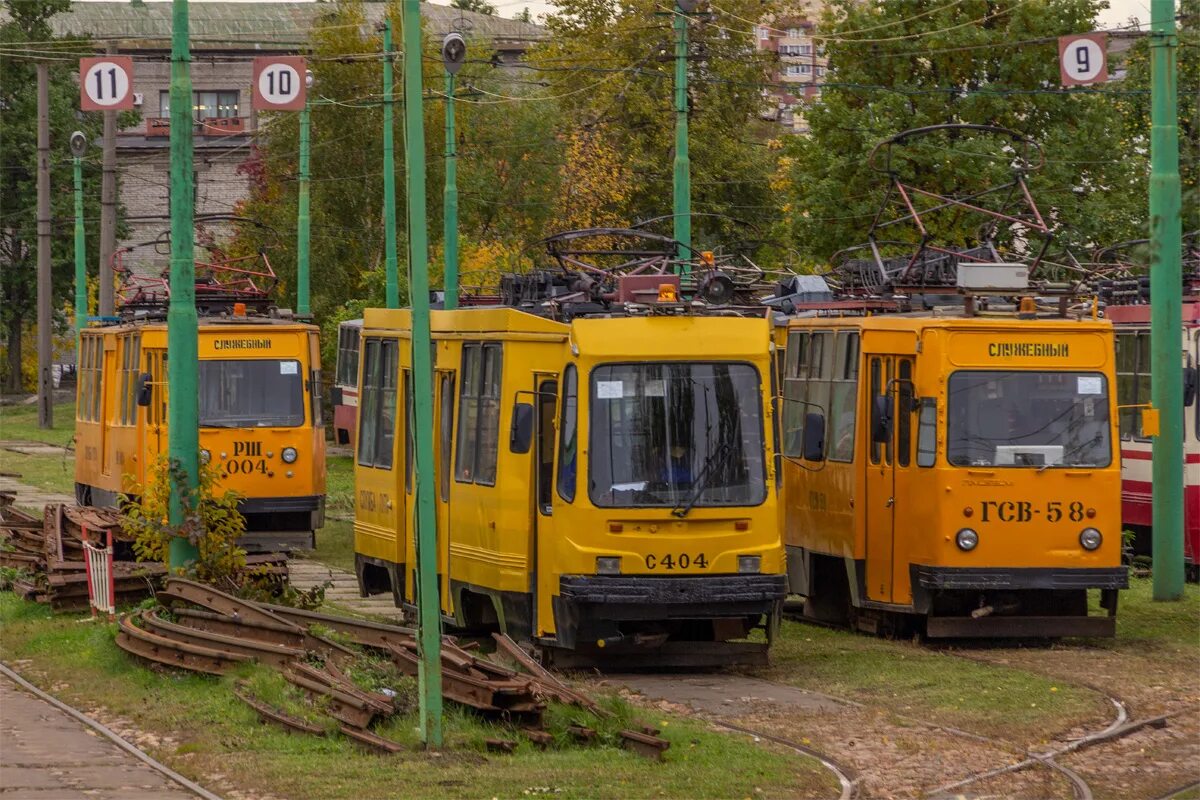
[
  {"left": 252, "top": 56, "right": 307, "bottom": 111},
  {"left": 80, "top": 56, "right": 135, "bottom": 111},
  {"left": 1058, "top": 33, "right": 1108, "bottom": 87}
]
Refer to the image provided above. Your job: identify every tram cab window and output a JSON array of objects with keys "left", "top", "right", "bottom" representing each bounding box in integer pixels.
[
  {"left": 783, "top": 330, "right": 854, "bottom": 460},
  {"left": 946, "top": 371, "right": 1111, "bottom": 468},
  {"left": 557, "top": 365, "right": 578, "bottom": 503},
  {"left": 198, "top": 359, "right": 305, "bottom": 428},
  {"left": 588, "top": 362, "right": 766, "bottom": 509},
  {"left": 358, "top": 339, "right": 398, "bottom": 469},
  {"left": 455, "top": 343, "right": 502, "bottom": 486}
]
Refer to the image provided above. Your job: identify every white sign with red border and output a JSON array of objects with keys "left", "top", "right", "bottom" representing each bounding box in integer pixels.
[
  {"left": 252, "top": 56, "right": 307, "bottom": 111},
  {"left": 80, "top": 56, "right": 135, "bottom": 111},
  {"left": 1058, "top": 33, "right": 1108, "bottom": 87}
]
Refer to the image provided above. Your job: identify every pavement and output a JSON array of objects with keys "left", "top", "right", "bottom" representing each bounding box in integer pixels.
[
  {"left": 0, "top": 474, "right": 74, "bottom": 509},
  {"left": 287, "top": 557, "right": 407, "bottom": 621},
  {"left": 0, "top": 674, "right": 196, "bottom": 800}
]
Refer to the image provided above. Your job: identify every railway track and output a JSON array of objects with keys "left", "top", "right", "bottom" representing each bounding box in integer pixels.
[{"left": 779, "top": 607, "right": 1157, "bottom": 800}]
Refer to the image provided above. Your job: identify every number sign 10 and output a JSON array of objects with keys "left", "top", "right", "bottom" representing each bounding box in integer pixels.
[
  {"left": 79, "top": 57, "right": 134, "bottom": 111},
  {"left": 252, "top": 57, "right": 307, "bottom": 111}
]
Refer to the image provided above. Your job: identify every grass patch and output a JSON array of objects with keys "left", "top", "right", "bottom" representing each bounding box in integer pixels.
[
  {"left": 0, "top": 401, "right": 77, "bottom": 445},
  {"left": 0, "top": 592, "right": 831, "bottom": 799},
  {"left": 1095, "top": 577, "right": 1200, "bottom": 657},
  {"left": 759, "top": 619, "right": 1107, "bottom": 740},
  {"left": 325, "top": 454, "right": 355, "bottom": 516},
  {"left": 0, "top": 449, "right": 76, "bottom": 498},
  {"left": 304, "top": 517, "right": 355, "bottom": 573}
]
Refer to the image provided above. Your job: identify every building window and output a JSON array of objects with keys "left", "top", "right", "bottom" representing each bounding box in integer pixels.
[
  {"left": 159, "top": 90, "right": 240, "bottom": 120},
  {"left": 787, "top": 27, "right": 800, "bottom": 37},
  {"left": 756, "top": 26, "right": 769, "bottom": 39},
  {"left": 785, "top": 64, "right": 812, "bottom": 76},
  {"left": 816, "top": 66, "right": 827, "bottom": 77}
]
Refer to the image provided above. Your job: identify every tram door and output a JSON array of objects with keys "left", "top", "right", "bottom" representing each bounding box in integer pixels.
[
  {"left": 143, "top": 348, "right": 167, "bottom": 469},
  {"left": 435, "top": 370, "right": 455, "bottom": 615},
  {"left": 532, "top": 373, "right": 558, "bottom": 635},
  {"left": 863, "top": 332, "right": 917, "bottom": 604}
]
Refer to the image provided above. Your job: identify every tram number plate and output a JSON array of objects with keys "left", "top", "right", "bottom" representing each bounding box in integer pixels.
[
  {"left": 644, "top": 553, "right": 708, "bottom": 570},
  {"left": 226, "top": 458, "right": 268, "bottom": 475},
  {"left": 978, "top": 500, "right": 1086, "bottom": 523}
]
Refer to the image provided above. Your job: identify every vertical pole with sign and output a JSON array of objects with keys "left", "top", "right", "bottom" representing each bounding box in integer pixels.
[
  {"left": 382, "top": 21, "right": 400, "bottom": 310},
  {"left": 1148, "top": 0, "right": 1184, "bottom": 600},
  {"left": 402, "top": 0, "right": 443, "bottom": 747},
  {"left": 167, "top": 0, "right": 200, "bottom": 570},
  {"left": 253, "top": 57, "right": 310, "bottom": 317}
]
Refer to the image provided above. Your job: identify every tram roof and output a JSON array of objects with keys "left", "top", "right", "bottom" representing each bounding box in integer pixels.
[
  {"left": 782, "top": 310, "right": 1113, "bottom": 332},
  {"left": 85, "top": 316, "right": 319, "bottom": 333}
]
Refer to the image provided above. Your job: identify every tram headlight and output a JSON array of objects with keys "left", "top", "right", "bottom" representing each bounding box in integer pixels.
[
  {"left": 595, "top": 557, "right": 621, "bottom": 575},
  {"left": 200, "top": 449, "right": 211, "bottom": 465},
  {"left": 738, "top": 555, "right": 762, "bottom": 574},
  {"left": 955, "top": 528, "right": 979, "bottom": 552},
  {"left": 1079, "top": 528, "right": 1103, "bottom": 551},
  {"left": 281, "top": 447, "right": 298, "bottom": 464}
]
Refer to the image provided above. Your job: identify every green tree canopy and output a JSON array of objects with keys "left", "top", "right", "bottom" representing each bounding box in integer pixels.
[{"left": 770, "top": 0, "right": 1147, "bottom": 268}]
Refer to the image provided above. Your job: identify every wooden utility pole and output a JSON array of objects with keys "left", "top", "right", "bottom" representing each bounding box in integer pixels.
[
  {"left": 98, "top": 42, "right": 119, "bottom": 317},
  {"left": 36, "top": 63, "right": 53, "bottom": 429}
]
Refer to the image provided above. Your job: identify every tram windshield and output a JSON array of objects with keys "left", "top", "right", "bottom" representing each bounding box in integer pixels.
[
  {"left": 947, "top": 371, "right": 1111, "bottom": 468},
  {"left": 588, "top": 362, "right": 766, "bottom": 509},
  {"left": 199, "top": 359, "right": 305, "bottom": 428}
]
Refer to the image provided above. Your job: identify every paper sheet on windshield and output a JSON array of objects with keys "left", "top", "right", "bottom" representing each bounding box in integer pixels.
[{"left": 1076, "top": 376, "right": 1102, "bottom": 395}]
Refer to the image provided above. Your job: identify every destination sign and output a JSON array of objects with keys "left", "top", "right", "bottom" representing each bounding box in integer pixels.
[
  {"left": 213, "top": 338, "right": 273, "bottom": 351},
  {"left": 987, "top": 342, "right": 1069, "bottom": 358}
]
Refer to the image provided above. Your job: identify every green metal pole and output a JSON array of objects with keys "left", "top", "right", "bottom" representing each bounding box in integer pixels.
[
  {"left": 442, "top": 72, "right": 458, "bottom": 310},
  {"left": 672, "top": 4, "right": 691, "bottom": 267},
  {"left": 382, "top": 20, "right": 400, "bottom": 310},
  {"left": 296, "top": 98, "right": 311, "bottom": 318},
  {"left": 402, "top": 0, "right": 443, "bottom": 746},
  {"left": 168, "top": 0, "right": 200, "bottom": 570},
  {"left": 1149, "top": 0, "right": 1183, "bottom": 600},
  {"left": 73, "top": 156, "right": 87, "bottom": 332}
]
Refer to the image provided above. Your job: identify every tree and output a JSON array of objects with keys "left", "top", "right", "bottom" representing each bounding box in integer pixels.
[
  {"left": 514, "top": 7, "right": 534, "bottom": 23},
  {"left": 0, "top": 0, "right": 108, "bottom": 392},
  {"left": 451, "top": 0, "right": 497, "bottom": 16},
  {"left": 530, "top": 0, "right": 784, "bottom": 261},
  {"left": 770, "top": 0, "right": 1143, "bottom": 267}
]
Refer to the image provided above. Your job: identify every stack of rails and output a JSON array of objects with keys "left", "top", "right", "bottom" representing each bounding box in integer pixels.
[
  {"left": 0, "top": 501, "right": 286, "bottom": 611},
  {"left": 116, "top": 578, "right": 669, "bottom": 758}
]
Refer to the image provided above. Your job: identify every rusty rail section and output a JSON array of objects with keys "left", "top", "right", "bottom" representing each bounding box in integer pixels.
[{"left": 112, "top": 578, "right": 671, "bottom": 758}]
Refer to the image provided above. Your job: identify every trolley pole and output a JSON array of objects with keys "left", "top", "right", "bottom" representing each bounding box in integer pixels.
[
  {"left": 402, "top": 0, "right": 443, "bottom": 747},
  {"left": 672, "top": 1, "right": 692, "bottom": 266},
  {"left": 72, "top": 142, "right": 87, "bottom": 332},
  {"left": 382, "top": 19, "right": 400, "bottom": 310},
  {"left": 1149, "top": 0, "right": 1184, "bottom": 600},
  {"left": 296, "top": 87, "right": 311, "bottom": 318},
  {"left": 167, "top": 0, "right": 200, "bottom": 570},
  {"left": 442, "top": 70, "right": 458, "bottom": 310}
]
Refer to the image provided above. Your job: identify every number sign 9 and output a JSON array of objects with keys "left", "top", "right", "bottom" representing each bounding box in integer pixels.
[
  {"left": 252, "top": 56, "right": 307, "bottom": 111},
  {"left": 79, "top": 57, "right": 134, "bottom": 111},
  {"left": 1057, "top": 34, "right": 1107, "bottom": 87}
]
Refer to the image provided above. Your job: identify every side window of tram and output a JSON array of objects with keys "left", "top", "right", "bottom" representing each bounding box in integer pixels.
[
  {"left": 357, "top": 339, "right": 398, "bottom": 469},
  {"left": 557, "top": 365, "right": 578, "bottom": 503},
  {"left": 896, "top": 359, "right": 913, "bottom": 467},
  {"left": 119, "top": 334, "right": 141, "bottom": 425},
  {"left": 79, "top": 336, "right": 104, "bottom": 423},
  {"left": 455, "top": 343, "right": 503, "bottom": 486},
  {"left": 784, "top": 331, "right": 846, "bottom": 460},
  {"left": 1115, "top": 331, "right": 1151, "bottom": 440}
]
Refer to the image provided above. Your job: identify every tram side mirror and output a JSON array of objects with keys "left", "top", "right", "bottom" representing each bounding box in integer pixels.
[
  {"left": 1184, "top": 366, "right": 1197, "bottom": 407},
  {"left": 802, "top": 412, "right": 826, "bottom": 462},
  {"left": 509, "top": 401, "right": 534, "bottom": 454},
  {"left": 136, "top": 373, "right": 153, "bottom": 407},
  {"left": 871, "top": 395, "right": 891, "bottom": 444}
]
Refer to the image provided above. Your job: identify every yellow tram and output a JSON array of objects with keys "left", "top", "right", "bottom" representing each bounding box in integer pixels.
[
  {"left": 353, "top": 301, "right": 786, "bottom": 665},
  {"left": 75, "top": 315, "right": 327, "bottom": 550},
  {"left": 778, "top": 310, "right": 1126, "bottom": 637}
]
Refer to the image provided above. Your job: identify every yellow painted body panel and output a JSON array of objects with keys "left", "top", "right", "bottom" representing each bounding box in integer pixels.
[
  {"left": 781, "top": 315, "right": 1122, "bottom": 608},
  {"left": 356, "top": 307, "right": 785, "bottom": 639},
  {"left": 74, "top": 320, "right": 326, "bottom": 525}
]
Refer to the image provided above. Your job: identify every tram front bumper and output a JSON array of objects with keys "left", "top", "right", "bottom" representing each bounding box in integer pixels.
[
  {"left": 913, "top": 565, "right": 1127, "bottom": 639},
  {"left": 237, "top": 495, "right": 325, "bottom": 551},
  {"left": 551, "top": 574, "right": 787, "bottom": 650}
]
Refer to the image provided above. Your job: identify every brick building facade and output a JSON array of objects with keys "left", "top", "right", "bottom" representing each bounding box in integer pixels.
[{"left": 49, "top": 2, "right": 543, "bottom": 278}]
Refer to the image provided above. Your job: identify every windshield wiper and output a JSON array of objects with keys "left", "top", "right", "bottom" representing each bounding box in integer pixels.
[{"left": 671, "top": 440, "right": 734, "bottom": 518}]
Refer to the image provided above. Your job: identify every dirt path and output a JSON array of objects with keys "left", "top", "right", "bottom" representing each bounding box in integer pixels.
[{"left": 0, "top": 671, "right": 201, "bottom": 800}]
